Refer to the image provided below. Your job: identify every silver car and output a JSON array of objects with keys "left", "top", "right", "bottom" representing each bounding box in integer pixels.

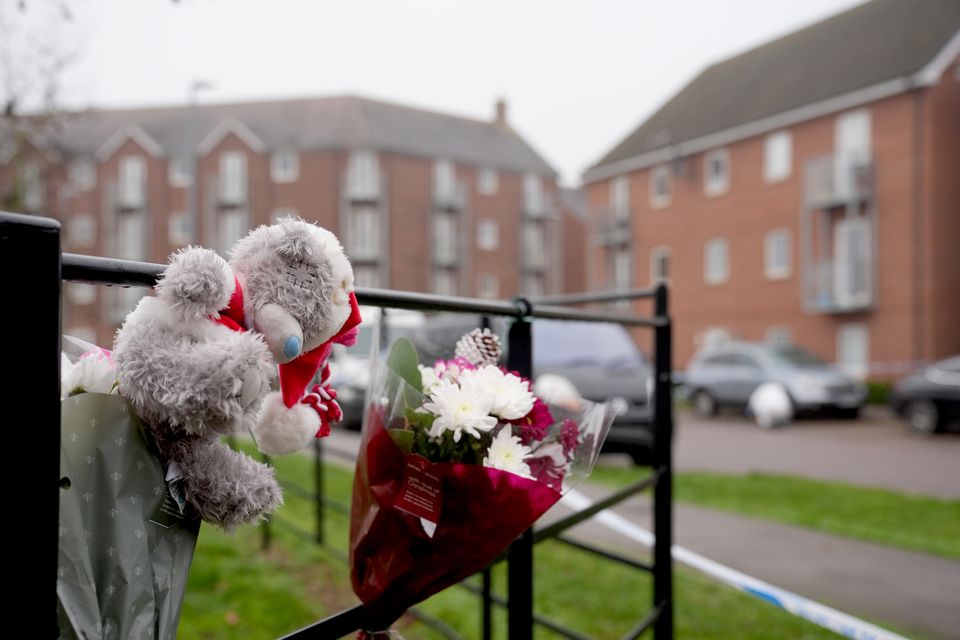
[{"left": 684, "top": 341, "right": 867, "bottom": 418}]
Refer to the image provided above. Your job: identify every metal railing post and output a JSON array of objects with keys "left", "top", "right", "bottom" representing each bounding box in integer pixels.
[
  {"left": 481, "top": 568, "right": 493, "bottom": 640},
  {"left": 314, "top": 437, "right": 325, "bottom": 545},
  {"left": 653, "top": 284, "right": 674, "bottom": 639},
  {"left": 2, "top": 212, "right": 62, "bottom": 636},
  {"left": 506, "top": 297, "right": 533, "bottom": 640},
  {"left": 261, "top": 452, "right": 273, "bottom": 550}
]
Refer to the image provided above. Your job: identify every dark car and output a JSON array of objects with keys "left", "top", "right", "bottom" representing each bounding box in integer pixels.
[
  {"left": 400, "top": 314, "right": 655, "bottom": 465},
  {"left": 889, "top": 355, "right": 960, "bottom": 435}
]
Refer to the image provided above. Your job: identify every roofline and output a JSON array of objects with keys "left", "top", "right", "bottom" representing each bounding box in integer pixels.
[
  {"left": 196, "top": 118, "right": 267, "bottom": 156},
  {"left": 584, "top": 28, "right": 960, "bottom": 184},
  {"left": 95, "top": 124, "right": 165, "bottom": 161}
]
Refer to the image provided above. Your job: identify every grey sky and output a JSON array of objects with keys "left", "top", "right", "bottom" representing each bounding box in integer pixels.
[{"left": 6, "top": 0, "right": 864, "bottom": 185}]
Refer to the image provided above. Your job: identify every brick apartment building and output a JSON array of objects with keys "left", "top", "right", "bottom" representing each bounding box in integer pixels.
[
  {"left": 583, "top": 0, "right": 960, "bottom": 379},
  {"left": 1, "top": 96, "right": 576, "bottom": 346}
]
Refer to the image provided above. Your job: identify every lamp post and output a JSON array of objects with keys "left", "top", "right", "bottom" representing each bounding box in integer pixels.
[{"left": 185, "top": 80, "right": 213, "bottom": 246}]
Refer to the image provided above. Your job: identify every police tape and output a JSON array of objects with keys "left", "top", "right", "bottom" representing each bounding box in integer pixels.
[{"left": 561, "top": 490, "right": 909, "bottom": 640}]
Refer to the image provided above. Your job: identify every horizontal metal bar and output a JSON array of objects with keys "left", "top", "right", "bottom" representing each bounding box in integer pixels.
[
  {"left": 532, "top": 287, "right": 660, "bottom": 306},
  {"left": 533, "top": 470, "right": 661, "bottom": 543},
  {"left": 620, "top": 602, "right": 664, "bottom": 640},
  {"left": 63, "top": 253, "right": 163, "bottom": 287},
  {"left": 61, "top": 253, "right": 664, "bottom": 327},
  {"left": 553, "top": 535, "right": 653, "bottom": 573},
  {"left": 280, "top": 604, "right": 368, "bottom": 640}
]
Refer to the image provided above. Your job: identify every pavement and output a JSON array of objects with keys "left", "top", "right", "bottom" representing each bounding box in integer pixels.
[{"left": 323, "top": 409, "right": 960, "bottom": 639}]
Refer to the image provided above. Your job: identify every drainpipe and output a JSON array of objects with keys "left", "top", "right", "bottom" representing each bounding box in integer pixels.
[{"left": 910, "top": 87, "right": 925, "bottom": 368}]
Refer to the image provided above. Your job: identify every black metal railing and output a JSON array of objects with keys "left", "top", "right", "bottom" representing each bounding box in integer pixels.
[{"left": 7, "top": 209, "right": 673, "bottom": 640}]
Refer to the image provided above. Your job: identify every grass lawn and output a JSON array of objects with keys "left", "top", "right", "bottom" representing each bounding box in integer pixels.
[
  {"left": 590, "top": 466, "right": 960, "bottom": 559},
  {"left": 179, "top": 443, "right": 847, "bottom": 639}
]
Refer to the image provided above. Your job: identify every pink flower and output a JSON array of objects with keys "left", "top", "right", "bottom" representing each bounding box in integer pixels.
[
  {"left": 561, "top": 419, "right": 580, "bottom": 456},
  {"left": 511, "top": 398, "right": 554, "bottom": 445},
  {"left": 527, "top": 455, "right": 565, "bottom": 491}
]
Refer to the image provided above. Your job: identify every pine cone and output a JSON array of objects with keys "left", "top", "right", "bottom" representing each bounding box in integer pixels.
[{"left": 455, "top": 328, "right": 502, "bottom": 367}]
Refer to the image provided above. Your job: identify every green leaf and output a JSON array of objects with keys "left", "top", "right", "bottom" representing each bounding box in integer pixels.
[
  {"left": 388, "top": 429, "right": 415, "bottom": 454},
  {"left": 386, "top": 337, "right": 423, "bottom": 393}
]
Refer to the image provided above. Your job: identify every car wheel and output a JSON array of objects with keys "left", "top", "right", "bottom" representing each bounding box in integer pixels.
[
  {"left": 904, "top": 400, "right": 939, "bottom": 435},
  {"left": 836, "top": 407, "right": 860, "bottom": 420},
  {"left": 692, "top": 390, "right": 717, "bottom": 417}
]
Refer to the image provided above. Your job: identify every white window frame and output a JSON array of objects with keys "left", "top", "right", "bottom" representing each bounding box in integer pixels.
[
  {"left": 168, "top": 212, "right": 192, "bottom": 246},
  {"left": 70, "top": 159, "right": 96, "bottom": 191},
  {"left": 477, "top": 273, "right": 499, "bottom": 299},
  {"left": 833, "top": 217, "right": 872, "bottom": 308},
  {"left": 611, "top": 245, "right": 631, "bottom": 291},
  {"left": 704, "top": 237, "right": 729, "bottom": 285},
  {"left": 168, "top": 158, "right": 192, "bottom": 188},
  {"left": 347, "top": 150, "right": 380, "bottom": 199},
  {"left": 649, "top": 164, "right": 671, "bottom": 209},
  {"left": 523, "top": 220, "right": 547, "bottom": 269},
  {"left": 523, "top": 173, "right": 544, "bottom": 216},
  {"left": 218, "top": 151, "right": 247, "bottom": 205},
  {"left": 348, "top": 205, "right": 380, "bottom": 260},
  {"left": 217, "top": 208, "right": 248, "bottom": 256},
  {"left": 611, "top": 175, "right": 630, "bottom": 219},
  {"left": 68, "top": 214, "right": 96, "bottom": 249},
  {"left": 703, "top": 148, "right": 730, "bottom": 196},
  {"left": 434, "top": 160, "right": 457, "bottom": 204},
  {"left": 763, "top": 131, "right": 792, "bottom": 183},
  {"left": 764, "top": 228, "right": 792, "bottom": 280},
  {"left": 432, "top": 269, "right": 458, "bottom": 296},
  {"left": 433, "top": 211, "right": 458, "bottom": 264},
  {"left": 476, "top": 218, "right": 499, "bottom": 251},
  {"left": 477, "top": 168, "right": 498, "bottom": 195},
  {"left": 649, "top": 245, "right": 670, "bottom": 285},
  {"left": 271, "top": 150, "right": 299, "bottom": 183},
  {"left": 118, "top": 155, "right": 145, "bottom": 209},
  {"left": 354, "top": 265, "right": 381, "bottom": 289},
  {"left": 836, "top": 323, "right": 869, "bottom": 380}
]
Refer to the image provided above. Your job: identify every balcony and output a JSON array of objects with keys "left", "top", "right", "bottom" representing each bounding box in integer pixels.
[
  {"left": 593, "top": 208, "right": 631, "bottom": 246},
  {"left": 804, "top": 154, "right": 873, "bottom": 209},
  {"left": 343, "top": 174, "right": 381, "bottom": 204},
  {"left": 433, "top": 182, "right": 467, "bottom": 211},
  {"left": 803, "top": 217, "right": 875, "bottom": 314}
]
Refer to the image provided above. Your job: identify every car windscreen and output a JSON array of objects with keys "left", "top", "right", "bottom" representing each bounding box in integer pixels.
[
  {"left": 769, "top": 345, "right": 828, "bottom": 368},
  {"left": 533, "top": 320, "right": 645, "bottom": 368}
]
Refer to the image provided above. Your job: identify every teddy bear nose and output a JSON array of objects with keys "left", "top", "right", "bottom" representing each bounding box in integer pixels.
[{"left": 284, "top": 335, "right": 302, "bottom": 359}]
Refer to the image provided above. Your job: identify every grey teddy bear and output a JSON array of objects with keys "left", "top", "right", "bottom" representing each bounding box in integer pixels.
[{"left": 113, "top": 217, "right": 360, "bottom": 529}]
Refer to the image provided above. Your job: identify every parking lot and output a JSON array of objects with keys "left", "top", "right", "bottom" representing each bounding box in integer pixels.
[{"left": 670, "top": 406, "right": 960, "bottom": 498}]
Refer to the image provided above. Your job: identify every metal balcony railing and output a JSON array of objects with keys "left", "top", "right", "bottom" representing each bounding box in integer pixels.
[
  {"left": 593, "top": 207, "right": 632, "bottom": 246},
  {"left": 804, "top": 154, "right": 873, "bottom": 209}
]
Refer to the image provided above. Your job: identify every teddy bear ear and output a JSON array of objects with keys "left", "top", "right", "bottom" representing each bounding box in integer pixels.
[
  {"left": 156, "top": 247, "right": 236, "bottom": 322},
  {"left": 273, "top": 220, "right": 318, "bottom": 263}
]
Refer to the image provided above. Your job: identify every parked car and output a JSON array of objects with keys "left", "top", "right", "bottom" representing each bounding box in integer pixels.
[
  {"left": 344, "top": 313, "right": 655, "bottom": 465},
  {"left": 889, "top": 355, "right": 960, "bottom": 435},
  {"left": 683, "top": 341, "right": 867, "bottom": 419}
]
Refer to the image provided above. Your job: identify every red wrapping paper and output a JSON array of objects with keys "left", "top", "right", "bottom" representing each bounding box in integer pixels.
[{"left": 349, "top": 406, "right": 561, "bottom": 617}]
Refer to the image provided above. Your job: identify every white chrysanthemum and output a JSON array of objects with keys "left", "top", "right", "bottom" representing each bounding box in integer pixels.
[
  {"left": 62, "top": 351, "right": 117, "bottom": 399},
  {"left": 460, "top": 366, "right": 534, "bottom": 420},
  {"left": 483, "top": 428, "right": 533, "bottom": 478},
  {"left": 421, "top": 379, "right": 498, "bottom": 442},
  {"left": 418, "top": 364, "right": 440, "bottom": 394}
]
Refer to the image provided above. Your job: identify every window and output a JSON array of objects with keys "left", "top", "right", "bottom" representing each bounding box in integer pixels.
[
  {"left": 432, "top": 269, "right": 458, "bottom": 296},
  {"left": 348, "top": 205, "right": 380, "bottom": 259},
  {"left": 650, "top": 246, "right": 670, "bottom": 284},
  {"left": 522, "top": 273, "right": 545, "bottom": 297},
  {"left": 477, "top": 273, "right": 499, "bottom": 299},
  {"left": 837, "top": 323, "right": 869, "bottom": 380},
  {"left": 70, "top": 159, "right": 96, "bottom": 191},
  {"left": 764, "top": 229, "right": 792, "bottom": 279},
  {"left": 763, "top": 131, "right": 792, "bottom": 183},
  {"left": 116, "top": 210, "right": 145, "bottom": 260},
  {"left": 477, "top": 168, "right": 498, "bottom": 195},
  {"left": 649, "top": 164, "right": 670, "bottom": 208},
  {"left": 704, "top": 238, "right": 729, "bottom": 285},
  {"left": 523, "top": 173, "right": 544, "bottom": 216},
  {"left": 67, "top": 283, "right": 96, "bottom": 306},
  {"left": 271, "top": 207, "right": 298, "bottom": 223},
  {"left": 354, "top": 265, "right": 380, "bottom": 289},
  {"left": 833, "top": 217, "right": 872, "bottom": 308},
  {"left": 219, "top": 152, "right": 247, "bottom": 204},
  {"left": 271, "top": 150, "right": 299, "bottom": 183},
  {"left": 433, "top": 212, "right": 458, "bottom": 264},
  {"left": 434, "top": 160, "right": 457, "bottom": 204},
  {"left": 476, "top": 218, "right": 499, "bottom": 251},
  {"left": 118, "top": 155, "right": 145, "bottom": 209},
  {"left": 611, "top": 176, "right": 630, "bottom": 219},
  {"left": 168, "top": 212, "right": 193, "bottom": 246},
  {"left": 765, "top": 326, "right": 792, "bottom": 347},
  {"left": 703, "top": 148, "right": 730, "bottom": 196},
  {"left": 217, "top": 209, "right": 247, "bottom": 256},
  {"left": 21, "top": 159, "right": 44, "bottom": 211},
  {"left": 347, "top": 150, "right": 379, "bottom": 199},
  {"left": 68, "top": 214, "right": 96, "bottom": 248},
  {"left": 523, "top": 221, "right": 547, "bottom": 269},
  {"left": 611, "top": 246, "right": 631, "bottom": 290},
  {"left": 168, "top": 158, "right": 192, "bottom": 187},
  {"left": 835, "top": 110, "right": 871, "bottom": 199}
]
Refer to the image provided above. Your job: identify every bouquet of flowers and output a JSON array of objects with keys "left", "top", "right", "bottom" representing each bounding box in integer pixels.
[{"left": 349, "top": 328, "right": 615, "bottom": 625}]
